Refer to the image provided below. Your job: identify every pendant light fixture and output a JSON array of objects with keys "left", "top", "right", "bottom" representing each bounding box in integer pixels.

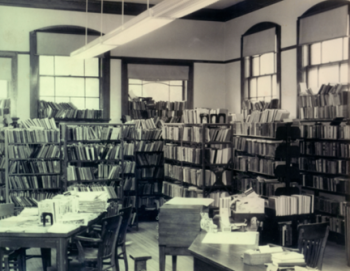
[{"left": 71, "top": 0, "right": 221, "bottom": 59}]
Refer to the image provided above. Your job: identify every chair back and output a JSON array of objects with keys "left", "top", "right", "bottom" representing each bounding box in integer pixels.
[
  {"left": 0, "top": 203, "right": 14, "bottom": 219},
  {"left": 98, "top": 214, "right": 122, "bottom": 261},
  {"left": 297, "top": 222, "right": 329, "bottom": 270},
  {"left": 117, "top": 206, "right": 133, "bottom": 246}
]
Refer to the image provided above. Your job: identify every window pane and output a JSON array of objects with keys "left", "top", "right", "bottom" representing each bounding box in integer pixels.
[
  {"left": 244, "top": 79, "right": 249, "bottom": 99},
  {"left": 55, "top": 56, "right": 84, "bottom": 76},
  {"left": 302, "top": 45, "right": 308, "bottom": 67},
  {"left": 85, "top": 78, "right": 99, "bottom": 97},
  {"left": 272, "top": 75, "right": 278, "bottom": 98},
  {"left": 245, "top": 57, "right": 250, "bottom": 78},
  {"left": 70, "top": 98, "right": 85, "bottom": 109},
  {"left": 322, "top": 38, "right": 343, "bottom": 63},
  {"left": 343, "top": 37, "right": 348, "bottom": 60},
  {"left": 257, "top": 76, "right": 272, "bottom": 98},
  {"left": 308, "top": 67, "right": 319, "bottom": 93},
  {"left": 250, "top": 78, "right": 257, "bottom": 98},
  {"left": 252, "top": 56, "right": 259, "bottom": 76},
  {"left": 129, "top": 79, "right": 142, "bottom": 84},
  {"left": 40, "top": 96, "right": 55, "bottom": 103},
  {"left": 56, "top": 97, "right": 70, "bottom": 103},
  {"left": 40, "top": 77, "right": 55, "bottom": 96},
  {"left": 311, "top": 43, "right": 321, "bottom": 65},
  {"left": 260, "top": 52, "right": 275, "bottom": 75},
  {"left": 319, "top": 64, "right": 339, "bottom": 85},
  {"left": 86, "top": 98, "right": 100, "bottom": 110},
  {"left": 85, "top": 58, "right": 99, "bottom": 77},
  {"left": 170, "top": 80, "right": 183, "bottom": 86},
  {"left": 170, "top": 86, "right": 183, "bottom": 101},
  {"left": 0, "top": 80, "right": 8, "bottom": 99},
  {"left": 129, "top": 85, "right": 142, "bottom": 98},
  {"left": 55, "top": 78, "right": 84, "bottom": 97},
  {"left": 39, "top": 56, "right": 54, "bottom": 75},
  {"left": 143, "top": 82, "right": 169, "bottom": 101},
  {"left": 340, "top": 63, "right": 348, "bottom": 84}
]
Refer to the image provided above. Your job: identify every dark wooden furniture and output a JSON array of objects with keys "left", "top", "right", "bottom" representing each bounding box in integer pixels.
[
  {"left": 0, "top": 214, "right": 103, "bottom": 271},
  {"left": 74, "top": 215, "right": 122, "bottom": 271},
  {"left": 158, "top": 204, "right": 202, "bottom": 271},
  {"left": 116, "top": 206, "right": 133, "bottom": 271},
  {"left": 346, "top": 202, "right": 350, "bottom": 267},
  {"left": 188, "top": 232, "right": 265, "bottom": 271},
  {"left": 129, "top": 254, "right": 152, "bottom": 271},
  {"left": 296, "top": 223, "right": 329, "bottom": 270}
]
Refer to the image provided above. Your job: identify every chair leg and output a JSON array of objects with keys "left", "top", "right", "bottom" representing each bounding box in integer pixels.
[
  {"left": 4, "top": 255, "right": 9, "bottom": 271},
  {"left": 122, "top": 244, "right": 128, "bottom": 271}
]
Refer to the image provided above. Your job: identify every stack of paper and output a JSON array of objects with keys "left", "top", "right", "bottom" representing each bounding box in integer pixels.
[{"left": 271, "top": 251, "right": 306, "bottom": 267}]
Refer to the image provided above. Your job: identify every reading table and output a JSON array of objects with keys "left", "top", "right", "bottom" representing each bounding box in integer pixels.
[{"left": 188, "top": 232, "right": 266, "bottom": 271}]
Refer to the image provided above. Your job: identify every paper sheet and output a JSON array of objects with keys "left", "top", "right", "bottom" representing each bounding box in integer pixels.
[
  {"left": 202, "top": 232, "right": 258, "bottom": 245},
  {"left": 165, "top": 197, "right": 214, "bottom": 206}
]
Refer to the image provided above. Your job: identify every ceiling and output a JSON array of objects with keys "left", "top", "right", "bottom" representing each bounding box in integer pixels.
[{"left": 0, "top": 0, "right": 283, "bottom": 22}]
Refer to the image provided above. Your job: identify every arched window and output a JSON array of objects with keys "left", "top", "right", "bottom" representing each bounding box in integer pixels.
[
  {"left": 297, "top": 1, "right": 349, "bottom": 119},
  {"left": 241, "top": 22, "right": 281, "bottom": 114},
  {"left": 30, "top": 26, "right": 110, "bottom": 119}
]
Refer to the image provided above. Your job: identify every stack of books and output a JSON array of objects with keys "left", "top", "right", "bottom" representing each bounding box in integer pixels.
[{"left": 270, "top": 251, "right": 306, "bottom": 269}]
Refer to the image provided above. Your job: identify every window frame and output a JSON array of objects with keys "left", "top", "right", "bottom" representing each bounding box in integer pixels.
[
  {"left": 30, "top": 26, "right": 110, "bottom": 119},
  {"left": 241, "top": 22, "right": 281, "bottom": 109},
  {"left": 297, "top": 1, "right": 350, "bottom": 119}
]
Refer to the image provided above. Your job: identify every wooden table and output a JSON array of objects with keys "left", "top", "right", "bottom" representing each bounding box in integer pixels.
[
  {"left": 188, "top": 232, "right": 266, "bottom": 271},
  {"left": 0, "top": 215, "right": 103, "bottom": 271}
]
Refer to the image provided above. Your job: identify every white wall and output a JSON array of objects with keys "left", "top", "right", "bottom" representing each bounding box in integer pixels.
[
  {"left": 17, "top": 55, "right": 31, "bottom": 121},
  {"left": 193, "top": 63, "right": 226, "bottom": 109},
  {"left": 110, "top": 59, "right": 122, "bottom": 123},
  {"left": 225, "top": 61, "right": 241, "bottom": 114}
]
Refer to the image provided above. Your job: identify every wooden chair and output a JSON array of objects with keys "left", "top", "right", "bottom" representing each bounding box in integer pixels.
[
  {"left": 74, "top": 214, "right": 123, "bottom": 271},
  {"left": 116, "top": 206, "right": 133, "bottom": 271},
  {"left": 296, "top": 222, "right": 329, "bottom": 270}
]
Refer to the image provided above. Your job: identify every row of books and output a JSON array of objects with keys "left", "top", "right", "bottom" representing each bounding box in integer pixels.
[
  {"left": 315, "top": 196, "right": 346, "bottom": 216},
  {"left": 208, "top": 147, "right": 232, "bottom": 164},
  {"left": 136, "top": 140, "right": 163, "bottom": 152},
  {"left": 129, "top": 100, "right": 186, "bottom": 111},
  {"left": 183, "top": 108, "right": 228, "bottom": 124},
  {"left": 67, "top": 143, "right": 122, "bottom": 161},
  {"left": 316, "top": 214, "right": 345, "bottom": 234},
  {"left": 162, "top": 181, "right": 203, "bottom": 198},
  {"left": 246, "top": 109, "right": 290, "bottom": 123},
  {"left": 208, "top": 191, "right": 230, "bottom": 208},
  {"left": 134, "top": 128, "right": 162, "bottom": 140},
  {"left": 122, "top": 196, "right": 136, "bottom": 208},
  {"left": 136, "top": 153, "right": 163, "bottom": 166},
  {"left": 9, "top": 160, "right": 60, "bottom": 174},
  {"left": 7, "top": 129, "right": 60, "bottom": 144},
  {"left": 233, "top": 137, "right": 282, "bottom": 157},
  {"left": 96, "top": 162, "right": 134, "bottom": 178},
  {"left": 299, "top": 124, "right": 350, "bottom": 140},
  {"left": 8, "top": 175, "right": 60, "bottom": 189},
  {"left": 131, "top": 118, "right": 158, "bottom": 130},
  {"left": 299, "top": 157, "right": 350, "bottom": 175},
  {"left": 299, "top": 141, "right": 350, "bottom": 158},
  {"left": 242, "top": 99, "right": 279, "bottom": 111},
  {"left": 21, "top": 118, "right": 58, "bottom": 130},
  {"left": 8, "top": 144, "right": 60, "bottom": 160},
  {"left": 66, "top": 125, "right": 123, "bottom": 141},
  {"left": 123, "top": 177, "right": 136, "bottom": 191},
  {"left": 137, "top": 182, "right": 160, "bottom": 195},
  {"left": 301, "top": 174, "right": 350, "bottom": 194},
  {"left": 236, "top": 177, "right": 288, "bottom": 197},
  {"left": 234, "top": 156, "right": 285, "bottom": 176},
  {"left": 9, "top": 191, "right": 56, "bottom": 207},
  {"left": 135, "top": 167, "right": 163, "bottom": 179},
  {"left": 138, "top": 197, "right": 163, "bottom": 209},
  {"left": 38, "top": 100, "right": 103, "bottom": 119},
  {"left": 124, "top": 161, "right": 136, "bottom": 174},
  {"left": 299, "top": 85, "right": 348, "bottom": 106},
  {"left": 164, "top": 144, "right": 201, "bottom": 164},
  {"left": 233, "top": 122, "right": 284, "bottom": 138},
  {"left": 67, "top": 184, "right": 121, "bottom": 199},
  {"left": 124, "top": 142, "right": 135, "bottom": 156},
  {"left": 67, "top": 165, "right": 122, "bottom": 181},
  {"left": 268, "top": 194, "right": 314, "bottom": 216},
  {"left": 162, "top": 125, "right": 231, "bottom": 142},
  {"left": 299, "top": 105, "right": 349, "bottom": 119}
]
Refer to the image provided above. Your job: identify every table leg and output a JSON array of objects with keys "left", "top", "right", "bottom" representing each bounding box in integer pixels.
[
  {"left": 56, "top": 238, "right": 68, "bottom": 271},
  {"left": 172, "top": 255, "right": 177, "bottom": 271},
  {"left": 41, "top": 248, "right": 51, "bottom": 271},
  {"left": 159, "top": 246, "right": 165, "bottom": 271},
  {"left": 19, "top": 248, "right": 27, "bottom": 271},
  {"left": 0, "top": 248, "right": 4, "bottom": 271}
]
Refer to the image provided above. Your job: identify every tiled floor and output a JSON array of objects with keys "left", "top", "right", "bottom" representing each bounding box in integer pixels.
[{"left": 26, "top": 221, "right": 349, "bottom": 271}]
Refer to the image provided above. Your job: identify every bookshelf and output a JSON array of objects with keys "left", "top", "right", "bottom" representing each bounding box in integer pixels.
[
  {"left": 0, "top": 129, "right": 5, "bottom": 202},
  {"left": 299, "top": 120, "right": 350, "bottom": 243},
  {"left": 162, "top": 123, "right": 234, "bottom": 207},
  {"left": 4, "top": 126, "right": 62, "bottom": 209},
  {"left": 60, "top": 123, "right": 126, "bottom": 207}
]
